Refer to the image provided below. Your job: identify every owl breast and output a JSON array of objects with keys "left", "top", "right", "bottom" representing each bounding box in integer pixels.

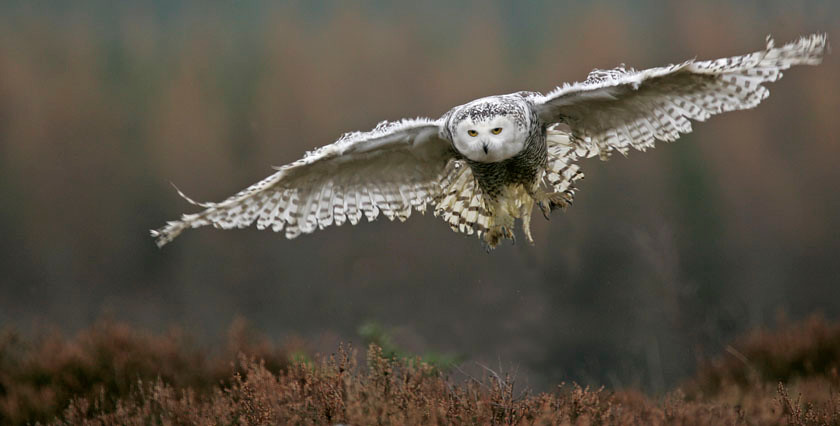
[{"left": 464, "top": 124, "right": 547, "bottom": 199}]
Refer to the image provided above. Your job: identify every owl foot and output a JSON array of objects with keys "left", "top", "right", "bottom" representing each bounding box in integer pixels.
[
  {"left": 532, "top": 190, "right": 573, "bottom": 221},
  {"left": 483, "top": 215, "right": 517, "bottom": 249},
  {"left": 502, "top": 226, "right": 516, "bottom": 244},
  {"left": 483, "top": 229, "right": 502, "bottom": 250}
]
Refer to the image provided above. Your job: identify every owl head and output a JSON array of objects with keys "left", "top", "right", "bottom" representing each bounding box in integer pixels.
[{"left": 449, "top": 95, "right": 532, "bottom": 163}]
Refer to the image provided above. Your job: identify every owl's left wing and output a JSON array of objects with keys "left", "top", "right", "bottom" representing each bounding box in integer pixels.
[
  {"left": 531, "top": 34, "right": 827, "bottom": 159},
  {"left": 151, "top": 118, "right": 458, "bottom": 247}
]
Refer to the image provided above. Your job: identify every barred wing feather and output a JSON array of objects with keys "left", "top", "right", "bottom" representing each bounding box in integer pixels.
[
  {"left": 532, "top": 34, "right": 827, "bottom": 159},
  {"left": 151, "top": 119, "right": 454, "bottom": 247}
]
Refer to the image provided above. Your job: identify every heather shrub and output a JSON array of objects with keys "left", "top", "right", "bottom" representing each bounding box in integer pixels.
[
  {"left": 357, "top": 320, "right": 462, "bottom": 372},
  {"left": 2, "top": 317, "right": 840, "bottom": 425},
  {"left": 686, "top": 315, "right": 840, "bottom": 398},
  {"left": 53, "top": 343, "right": 840, "bottom": 425},
  {"left": 0, "top": 318, "right": 289, "bottom": 425}
]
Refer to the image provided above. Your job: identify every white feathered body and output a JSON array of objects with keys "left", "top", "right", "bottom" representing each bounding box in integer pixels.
[{"left": 151, "top": 34, "right": 826, "bottom": 249}]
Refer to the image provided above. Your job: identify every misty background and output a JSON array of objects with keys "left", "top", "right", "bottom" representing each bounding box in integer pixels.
[{"left": 0, "top": 0, "right": 837, "bottom": 393}]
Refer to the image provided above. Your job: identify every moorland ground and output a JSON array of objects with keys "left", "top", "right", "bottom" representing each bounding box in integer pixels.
[{"left": 1, "top": 316, "right": 839, "bottom": 425}]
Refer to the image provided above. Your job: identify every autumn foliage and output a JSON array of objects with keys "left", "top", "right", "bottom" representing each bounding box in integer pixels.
[{"left": 1, "top": 316, "right": 839, "bottom": 425}]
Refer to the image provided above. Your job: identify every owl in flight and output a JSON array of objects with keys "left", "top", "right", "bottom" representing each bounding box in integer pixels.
[{"left": 152, "top": 34, "right": 826, "bottom": 250}]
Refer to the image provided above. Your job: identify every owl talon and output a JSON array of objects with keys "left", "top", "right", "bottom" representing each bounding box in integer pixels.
[
  {"left": 541, "top": 191, "right": 572, "bottom": 213},
  {"left": 501, "top": 226, "right": 515, "bottom": 240},
  {"left": 538, "top": 201, "right": 551, "bottom": 221}
]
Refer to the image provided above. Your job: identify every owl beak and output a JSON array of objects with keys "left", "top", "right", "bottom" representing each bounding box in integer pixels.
[{"left": 482, "top": 143, "right": 489, "bottom": 154}]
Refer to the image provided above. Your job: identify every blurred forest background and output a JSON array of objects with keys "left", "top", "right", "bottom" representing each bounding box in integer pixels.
[{"left": 0, "top": 0, "right": 837, "bottom": 393}]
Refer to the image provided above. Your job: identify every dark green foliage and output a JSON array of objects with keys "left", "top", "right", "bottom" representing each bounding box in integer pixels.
[{"left": 358, "top": 320, "right": 462, "bottom": 371}]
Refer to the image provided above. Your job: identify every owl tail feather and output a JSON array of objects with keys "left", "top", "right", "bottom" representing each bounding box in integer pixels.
[{"left": 432, "top": 172, "right": 551, "bottom": 250}]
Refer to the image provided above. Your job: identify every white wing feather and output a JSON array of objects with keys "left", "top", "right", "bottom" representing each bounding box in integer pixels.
[
  {"left": 151, "top": 118, "right": 453, "bottom": 247},
  {"left": 532, "top": 34, "right": 827, "bottom": 159}
]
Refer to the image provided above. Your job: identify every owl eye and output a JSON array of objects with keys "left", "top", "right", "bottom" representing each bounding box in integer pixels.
[
  {"left": 467, "top": 130, "right": 478, "bottom": 137},
  {"left": 491, "top": 127, "right": 503, "bottom": 135}
]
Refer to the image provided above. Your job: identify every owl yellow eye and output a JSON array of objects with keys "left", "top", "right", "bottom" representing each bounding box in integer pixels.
[
  {"left": 491, "top": 127, "right": 503, "bottom": 135},
  {"left": 467, "top": 130, "right": 478, "bottom": 137}
]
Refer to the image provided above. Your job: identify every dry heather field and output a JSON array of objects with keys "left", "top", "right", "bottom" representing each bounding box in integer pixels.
[{"left": 1, "top": 317, "right": 839, "bottom": 425}]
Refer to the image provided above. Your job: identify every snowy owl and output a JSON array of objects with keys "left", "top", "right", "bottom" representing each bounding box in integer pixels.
[{"left": 152, "top": 34, "right": 826, "bottom": 250}]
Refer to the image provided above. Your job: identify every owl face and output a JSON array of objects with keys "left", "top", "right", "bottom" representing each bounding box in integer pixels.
[{"left": 450, "top": 98, "right": 531, "bottom": 163}]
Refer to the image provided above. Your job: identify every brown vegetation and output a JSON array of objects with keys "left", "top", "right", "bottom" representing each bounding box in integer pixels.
[
  {"left": 687, "top": 315, "right": 840, "bottom": 398},
  {"left": 0, "top": 319, "right": 289, "bottom": 425},
  {"left": 1, "top": 316, "right": 839, "bottom": 425}
]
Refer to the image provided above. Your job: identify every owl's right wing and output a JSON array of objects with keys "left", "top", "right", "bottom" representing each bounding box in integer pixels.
[{"left": 151, "top": 118, "right": 462, "bottom": 247}]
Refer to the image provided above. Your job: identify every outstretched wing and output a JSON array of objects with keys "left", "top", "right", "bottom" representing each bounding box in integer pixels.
[
  {"left": 151, "top": 118, "right": 456, "bottom": 247},
  {"left": 531, "top": 34, "right": 827, "bottom": 159}
]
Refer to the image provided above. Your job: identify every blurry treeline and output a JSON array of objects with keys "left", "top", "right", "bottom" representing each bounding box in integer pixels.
[{"left": 0, "top": 1, "right": 838, "bottom": 392}]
